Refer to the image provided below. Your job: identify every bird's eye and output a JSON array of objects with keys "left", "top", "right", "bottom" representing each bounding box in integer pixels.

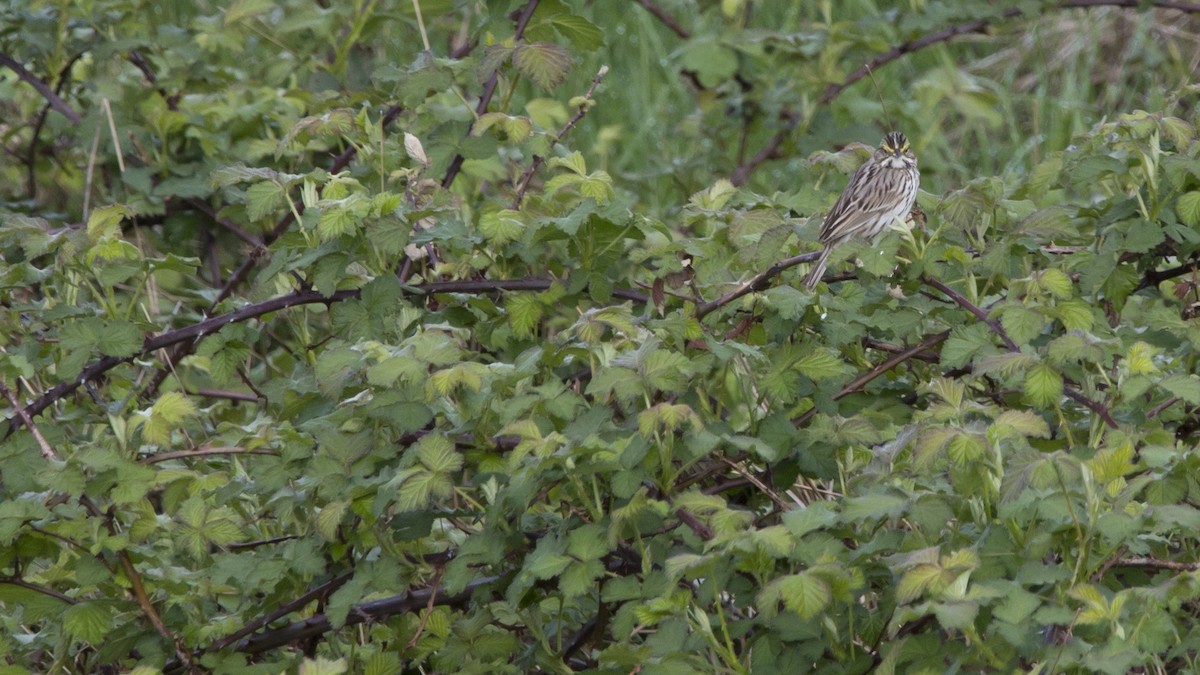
[
  {"left": 882, "top": 144, "right": 893, "bottom": 153},
  {"left": 900, "top": 142, "right": 910, "bottom": 152}
]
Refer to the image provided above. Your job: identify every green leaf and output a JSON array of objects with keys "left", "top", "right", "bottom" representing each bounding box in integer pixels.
[
  {"left": 507, "top": 293, "right": 543, "bottom": 337},
  {"left": 63, "top": 602, "right": 112, "bottom": 644},
  {"left": 991, "top": 410, "right": 1050, "bottom": 438},
  {"left": 245, "top": 181, "right": 284, "bottom": 221},
  {"left": 416, "top": 434, "right": 463, "bottom": 473},
  {"left": 1161, "top": 374, "right": 1200, "bottom": 404},
  {"left": 480, "top": 209, "right": 525, "bottom": 245},
  {"left": 998, "top": 305, "right": 1046, "bottom": 345},
  {"left": 1177, "top": 191, "right": 1200, "bottom": 227},
  {"left": 1024, "top": 363, "right": 1063, "bottom": 408},
  {"left": 940, "top": 323, "right": 993, "bottom": 368},
  {"left": 513, "top": 42, "right": 572, "bottom": 90},
  {"left": 526, "top": 548, "right": 572, "bottom": 580},
  {"left": 793, "top": 349, "right": 846, "bottom": 380},
  {"left": 143, "top": 392, "right": 198, "bottom": 445},
  {"left": 1126, "top": 341, "right": 1159, "bottom": 375},
  {"left": 547, "top": 14, "right": 605, "bottom": 50},
  {"left": 85, "top": 204, "right": 134, "bottom": 241},
  {"left": 762, "top": 572, "right": 832, "bottom": 620}
]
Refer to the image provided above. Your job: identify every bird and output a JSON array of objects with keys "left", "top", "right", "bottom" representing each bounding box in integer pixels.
[{"left": 801, "top": 131, "right": 920, "bottom": 291}]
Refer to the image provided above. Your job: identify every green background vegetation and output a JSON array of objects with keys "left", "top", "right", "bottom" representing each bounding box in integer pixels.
[{"left": 4, "top": 0, "right": 1200, "bottom": 672}]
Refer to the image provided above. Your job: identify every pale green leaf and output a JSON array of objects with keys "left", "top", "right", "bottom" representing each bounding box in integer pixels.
[{"left": 1024, "top": 363, "right": 1064, "bottom": 408}]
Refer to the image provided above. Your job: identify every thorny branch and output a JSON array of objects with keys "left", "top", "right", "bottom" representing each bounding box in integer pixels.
[
  {"left": 729, "top": 0, "right": 1200, "bottom": 186},
  {"left": 512, "top": 65, "right": 610, "bottom": 209},
  {"left": 3, "top": 278, "right": 648, "bottom": 438},
  {"left": 0, "top": 50, "right": 81, "bottom": 124},
  {"left": 921, "top": 276, "right": 1119, "bottom": 429}
]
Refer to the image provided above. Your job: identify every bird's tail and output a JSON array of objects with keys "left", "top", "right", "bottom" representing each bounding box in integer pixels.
[{"left": 802, "top": 246, "right": 833, "bottom": 291}]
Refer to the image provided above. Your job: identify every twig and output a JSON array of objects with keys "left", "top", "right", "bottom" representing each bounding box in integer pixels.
[
  {"left": 202, "top": 571, "right": 354, "bottom": 654},
  {"left": 694, "top": 252, "right": 818, "bottom": 318},
  {"left": 839, "top": 330, "right": 951, "bottom": 397},
  {"left": 0, "top": 578, "right": 77, "bottom": 604},
  {"left": 921, "top": 277, "right": 1118, "bottom": 429},
  {"left": 1148, "top": 396, "right": 1182, "bottom": 418},
  {"left": 5, "top": 277, "right": 648, "bottom": 438},
  {"left": 101, "top": 98, "right": 126, "bottom": 173},
  {"left": 633, "top": 0, "right": 692, "bottom": 39},
  {"left": 185, "top": 198, "right": 263, "bottom": 247},
  {"left": 1107, "top": 556, "right": 1200, "bottom": 572},
  {"left": 674, "top": 509, "right": 714, "bottom": 541},
  {"left": 140, "top": 445, "right": 278, "bottom": 465},
  {"left": 793, "top": 330, "right": 950, "bottom": 427},
  {"left": 0, "top": 51, "right": 81, "bottom": 124},
  {"left": 511, "top": 65, "right": 610, "bottom": 209},
  {"left": 25, "top": 51, "right": 85, "bottom": 199},
  {"left": 0, "top": 381, "right": 59, "bottom": 459},
  {"left": 921, "top": 277, "right": 1018, "bottom": 350},
  {"left": 729, "top": 1, "right": 1200, "bottom": 186},
  {"left": 717, "top": 455, "right": 790, "bottom": 511},
  {"left": 405, "top": 568, "right": 444, "bottom": 648},
  {"left": 188, "top": 387, "right": 259, "bottom": 403},
  {"left": 232, "top": 576, "right": 499, "bottom": 656},
  {"left": 1140, "top": 257, "right": 1200, "bottom": 290},
  {"left": 441, "top": 0, "right": 541, "bottom": 189}
]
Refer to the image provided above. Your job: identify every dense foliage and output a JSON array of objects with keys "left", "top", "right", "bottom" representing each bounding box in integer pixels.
[{"left": 5, "top": 0, "right": 1200, "bottom": 672}]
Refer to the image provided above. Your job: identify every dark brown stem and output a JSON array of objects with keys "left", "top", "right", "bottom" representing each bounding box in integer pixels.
[
  {"left": 0, "top": 51, "right": 81, "bottom": 124},
  {"left": 232, "top": 576, "right": 498, "bottom": 655},
  {"left": 203, "top": 571, "right": 354, "bottom": 654},
  {"left": 0, "top": 381, "right": 58, "bottom": 459},
  {"left": 839, "top": 330, "right": 951, "bottom": 397},
  {"left": 793, "top": 330, "right": 950, "bottom": 427},
  {"left": 442, "top": 0, "right": 541, "bottom": 189},
  {"left": 0, "top": 578, "right": 77, "bottom": 604},
  {"left": 921, "top": 277, "right": 1119, "bottom": 429},
  {"left": 695, "top": 252, "right": 818, "bottom": 318},
  {"left": 730, "top": 1, "right": 1200, "bottom": 186},
  {"left": 6, "top": 277, "right": 647, "bottom": 438},
  {"left": 674, "top": 509, "right": 714, "bottom": 541}
]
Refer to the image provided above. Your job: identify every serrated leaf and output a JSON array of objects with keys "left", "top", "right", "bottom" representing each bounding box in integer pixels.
[
  {"left": 507, "top": 293, "right": 543, "bottom": 337},
  {"left": 245, "top": 181, "right": 284, "bottom": 221},
  {"left": 513, "top": 42, "right": 572, "bottom": 90},
  {"left": 1035, "top": 268, "right": 1073, "bottom": 299},
  {"left": 992, "top": 410, "right": 1050, "bottom": 438},
  {"left": 896, "top": 565, "right": 940, "bottom": 604},
  {"left": 86, "top": 204, "right": 134, "bottom": 241},
  {"left": 316, "top": 500, "right": 349, "bottom": 541},
  {"left": 1177, "top": 192, "right": 1200, "bottom": 227},
  {"left": 1126, "top": 341, "right": 1159, "bottom": 376},
  {"left": 998, "top": 305, "right": 1046, "bottom": 345},
  {"left": 480, "top": 209, "right": 525, "bottom": 245},
  {"left": 1024, "top": 363, "right": 1063, "bottom": 408},
  {"left": 940, "top": 323, "right": 993, "bottom": 368},
  {"left": 764, "top": 285, "right": 808, "bottom": 320},
  {"left": 63, "top": 602, "right": 111, "bottom": 643},
  {"left": 794, "top": 349, "right": 845, "bottom": 380},
  {"left": 642, "top": 350, "right": 691, "bottom": 392},
  {"left": 416, "top": 434, "right": 462, "bottom": 473},
  {"left": 1053, "top": 299, "right": 1094, "bottom": 331},
  {"left": 1161, "top": 374, "right": 1200, "bottom": 404},
  {"left": 765, "top": 572, "right": 832, "bottom": 620},
  {"left": 548, "top": 14, "right": 605, "bottom": 49}
]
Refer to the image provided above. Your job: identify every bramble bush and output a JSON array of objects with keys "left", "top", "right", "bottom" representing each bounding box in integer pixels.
[{"left": 4, "top": 1, "right": 1200, "bottom": 673}]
